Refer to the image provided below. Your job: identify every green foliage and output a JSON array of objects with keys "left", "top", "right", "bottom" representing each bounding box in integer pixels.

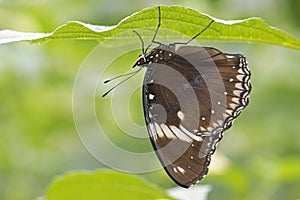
[
  {"left": 44, "top": 170, "right": 173, "bottom": 200},
  {"left": 1, "top": 3, "right": 300, "bottom": 200},
  {"left": 1, "top": 6, "right": 300, "bottom": 50}
]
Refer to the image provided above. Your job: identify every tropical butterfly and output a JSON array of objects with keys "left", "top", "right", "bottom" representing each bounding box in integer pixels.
[{"left": 104, "top": 6, "right": 251, "bottom": 188}]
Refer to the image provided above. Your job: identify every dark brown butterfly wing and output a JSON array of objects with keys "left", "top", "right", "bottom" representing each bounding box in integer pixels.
[{"left": 142, "top": 46, "right": 251, "bottom": 188}]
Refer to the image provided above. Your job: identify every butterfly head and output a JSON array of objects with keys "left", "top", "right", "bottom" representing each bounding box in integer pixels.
[
  {"left": 133, "top": 44, "right": 175, "bottom": 68},
  {"left": 133, "top": 54, "right": 147, "bottom": 67}
]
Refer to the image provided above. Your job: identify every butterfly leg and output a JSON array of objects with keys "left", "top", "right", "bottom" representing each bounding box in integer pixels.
[
  {"left": 145, "top": 6, "right": 163, "bottom": 53},
  {"left": 172, "top": 20, "right": 215, "bottom": 46}
]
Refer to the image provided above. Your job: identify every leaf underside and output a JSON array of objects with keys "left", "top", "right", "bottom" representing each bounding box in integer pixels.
[{"left": 0, "top": 6, "right": 299, "bottom": 50}]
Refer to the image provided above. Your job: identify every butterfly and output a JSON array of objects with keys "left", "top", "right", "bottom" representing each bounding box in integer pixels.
[{"left": 104, "top": 6, "right": 251, "bottom": 188}]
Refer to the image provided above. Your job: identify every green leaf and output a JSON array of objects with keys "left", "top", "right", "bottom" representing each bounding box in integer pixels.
[
  {"left": 44, "top": 170, "right": 173, "bottom": 200},
  {"left": 0, "top": 6, "right": 299, "bottom": 50}
]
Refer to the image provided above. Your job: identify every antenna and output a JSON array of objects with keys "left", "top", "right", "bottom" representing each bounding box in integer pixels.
[
  {"left": 102, "top": 67, "right": 143, "bottom": 97},
  {"left": 133, "top": 30, "right": 145, "bottom": 54},
  {"left": 103, "top": 70, "right": 142, "bottom": 84}
]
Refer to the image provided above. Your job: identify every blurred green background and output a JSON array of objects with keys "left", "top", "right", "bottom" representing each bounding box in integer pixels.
[{"left": 0, "top": 0, "right": 299, "bottom": 200}]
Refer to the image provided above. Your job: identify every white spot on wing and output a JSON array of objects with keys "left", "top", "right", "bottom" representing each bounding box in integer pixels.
[
  {"left": 237, "top": 68, "right": 244, "bottom": 74},
  {"left": 226, "top": 109, "right": 233, "bottom": 116},
  {"left": 149, "top": 93, "right": 155, "bottom": 100},
  {"left": 169, "top": 125, "right": 192, "bottom": 142},
  {"left": 232, "top": 97, "right": 240, "bottom": 104},
  {"left": 229, "top": 103, "right": 237, "bottom": 109},
  {"left": 233, "top": 90, "right": 242, "bottom": 96},
  {"left": 213, "top": 122, "right": 219, "bottom": 128},
  {"left": 149, "top": 123, "right": 157, "bottom": 140},
  {"left": 236, "top": 74, "right": 244, "bottom": 81},
  {"left": 160, "top": 124, "right": 176, "bottom": 140},
  {"left": 173, "top": 167, "right": 178, "bottom": 173},
  {"left": 154, "top": 122, "right": 164, "bottom": 138},
  {"left": 177, "top": 166, "right": 186, "bottom": 174},
  {"left": 207, "top": 127, "right": 214, "bottom": 132},
  {"left": 223, "top": 113, "right": 229, "bottom": 119},
  {"left": 179, "top": 125, "right": 203, "bottom": 142},
  {"left": 177, "top": 111, "right": 185, "bottom": 120},
  {"left": 235, "top": 83, "right": 243, "bottom": 90}
]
